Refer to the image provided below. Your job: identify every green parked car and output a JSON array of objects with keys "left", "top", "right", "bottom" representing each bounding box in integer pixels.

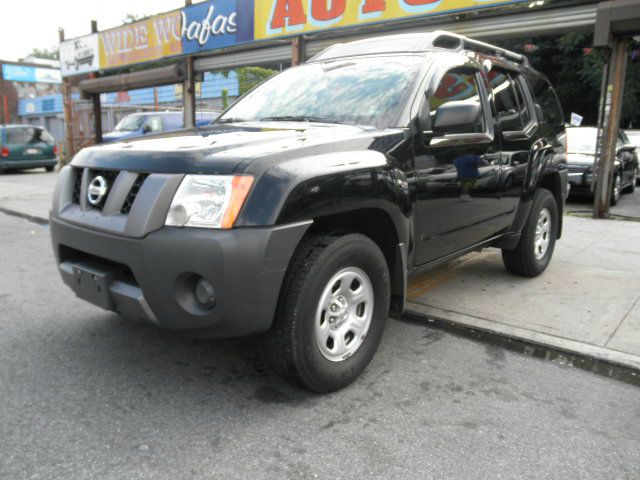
[{"left": 0, "top": 125, "right": 58, "bottom": 172}]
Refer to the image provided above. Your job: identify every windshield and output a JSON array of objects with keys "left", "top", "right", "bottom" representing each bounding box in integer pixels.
[
  {"left": 626, "top": 130, "right": 640, "bottom": 147},
  {"left": 218, "top": 56, "right": 424, "bottom": 129},
  {"left": 566, "top": 128, "right": 597, "bottom": 153},
  {"left": 114, "top": 115, "right": 146, "bottom": 132}
]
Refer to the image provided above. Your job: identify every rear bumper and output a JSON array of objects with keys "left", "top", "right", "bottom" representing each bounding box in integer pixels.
[
  {"left": 0, "top": 158, "right": 56, "bottom": 170},
  {"left": 50, "top": 216, "right": 311, "bottom": 338}
]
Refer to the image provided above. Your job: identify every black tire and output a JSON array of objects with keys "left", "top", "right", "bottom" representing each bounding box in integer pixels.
[
  {"left": 624, "top": 168, "right": 637, "bottom": 193},
  {"left": 45, "top": 166, "right": 54, "bottom": 172},
  {"left": 264, "top": 233, "right": 390, "bottom": 392},
  {"left": 610, "top": 171, "right": 622, "bottom": 206},
  {"left": 502, "top": 188, "right": 558, "bottom": 278}
]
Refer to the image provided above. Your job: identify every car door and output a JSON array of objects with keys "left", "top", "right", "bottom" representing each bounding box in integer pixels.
[
  {"left": 488, "top": 68, "right": 540, "bottom": 214},
  {"left": 144, "top": 115, "right": 164, "bottom": 134},
  {"left": 412, "top": 66, "right": 503, "bottom": 266}
]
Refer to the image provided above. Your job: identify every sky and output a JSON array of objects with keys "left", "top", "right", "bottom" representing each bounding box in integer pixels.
[{"left": 0, "top": 0, "right": 188, "bottom": 61}]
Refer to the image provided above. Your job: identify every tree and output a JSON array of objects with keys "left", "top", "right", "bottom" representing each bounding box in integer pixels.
[
  {"left": 496, "top": 34, "right": 640, "bottom": 127},
  {"left": 236, "top": 67, "right": 277, "bottom": 95},
  {"left": 28, "top": 47, "right": 59, "bottom": 60}
]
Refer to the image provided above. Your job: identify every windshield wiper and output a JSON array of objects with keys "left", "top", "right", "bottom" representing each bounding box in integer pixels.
[
  {"left": 259, "top": 115, "right": 349, "bottom": 125},
  {"left": 217, "top": 117, "right": 248, "bottom": 124}
]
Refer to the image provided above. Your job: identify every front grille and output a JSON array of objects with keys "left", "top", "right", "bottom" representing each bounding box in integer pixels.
[
  {"left": 71, "top": 168, "right": 82, "bottom": 204},
  {"left": 70, "top": 167, "right": 149, "bottom": 215},
  {"left": 88, "top": 169, "right": 119, "bottom": 210},
  {"left": 121, "top": 173, "right": 149, "bottom": 214}
]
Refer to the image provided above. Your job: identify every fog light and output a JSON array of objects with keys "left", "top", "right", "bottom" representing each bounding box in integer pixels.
[{"left": 194, "top": 278, "right": 216, "bottom": 309}]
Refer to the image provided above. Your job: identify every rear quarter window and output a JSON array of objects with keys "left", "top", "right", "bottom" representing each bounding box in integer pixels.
[{"left": 524, "top": 70, "right": 563, "bottom": 125}]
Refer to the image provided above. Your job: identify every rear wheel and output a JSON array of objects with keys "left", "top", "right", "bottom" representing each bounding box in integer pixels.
[
  {"left": 624, "top": 167, "right": 637, "bottom": 193},
  {"left": 502, "top": 188, "right": 558, "bottom": 277},
  {"left": 45, "top": 166, "right": 54, "bottom": 172},
  {"left": 264, "top": 233, "right": 390, "bottom": 392},
  {"left": 610, "top": 171, "right": 622, "bottom": 206}
]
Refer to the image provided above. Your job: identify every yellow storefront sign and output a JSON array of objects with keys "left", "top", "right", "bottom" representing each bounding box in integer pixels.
[
  {"left": 255, "top": 0, "right": 521, "bottom": 40},
  {"left": 99, "top": 11, "right": 183, "bottom": 69}
]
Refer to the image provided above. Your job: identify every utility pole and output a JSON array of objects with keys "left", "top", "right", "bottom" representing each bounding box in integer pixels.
[
  {"left": 90, "top": 20, "right": 103, "bottom": 144},
  {"left": 59, "top": 27, "right": 74, "bottom": 165},
  {"left": 291, "top": 36, "right": 305, "bottom": 66},
  {"left": 593, "top": 38, "right": 628, "bottom": 218},
  {"left": 183, "top": 58, "right": 195, "bottom": 128}
]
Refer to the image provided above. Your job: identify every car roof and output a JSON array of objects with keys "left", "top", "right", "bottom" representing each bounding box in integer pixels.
[
  {"left": 126, "top": 112, "right": 181, "bottom": 117},
  {"left": 0, "top": 124, "right": 44, "bottom": 129},
  {"left": 309, "top": 30, "right": 527, "bottom": 65}
]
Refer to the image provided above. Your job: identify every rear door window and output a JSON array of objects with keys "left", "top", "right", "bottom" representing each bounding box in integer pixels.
[
  {"left": 511, "top": 75, "right": 532, "bottom": 126},
  {"left": 488, "top": 71, "right": 523, "bottom": 131}
]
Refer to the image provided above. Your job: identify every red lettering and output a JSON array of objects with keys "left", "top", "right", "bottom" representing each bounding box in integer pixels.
[
  {"left": 361, "top": 0, "right": 386, "bottom": 15},
  {"left": 270, "top": 0, "right": 306, "bottom": 30},
  {"left": 311, "top": 0, "right": 346, "bottom": 22}
]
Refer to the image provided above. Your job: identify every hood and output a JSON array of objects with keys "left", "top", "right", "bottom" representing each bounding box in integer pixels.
[
  {"left": 72, "top": 122, "right": 404, "bottom": 175},
  {"left": 566, "top": 152, "right": 595, "bottom": 167},
  {"left": 102, "top": 130, "right": 140, "bottom": 142}
]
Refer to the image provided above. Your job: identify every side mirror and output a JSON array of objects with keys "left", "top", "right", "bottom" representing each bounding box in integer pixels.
[
  {"left": 433, "top": 101, "right": 481, "bottom": 135},
  {"left": 142, "top": 124, "right": 152, "bottom": 134}
]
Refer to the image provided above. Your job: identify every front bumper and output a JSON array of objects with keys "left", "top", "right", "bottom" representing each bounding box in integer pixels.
[
  {"left": 49, "top": 166, "right": 311, "bottom": 338},
  {"left": 50, "top": 217, "right": 310, "bottom": 338},
  {"left": 0, "top": 158, "right": 56, "bottom": 170},
  {"left": 567, "top": 167, "right": 593, "bottom": 194}
]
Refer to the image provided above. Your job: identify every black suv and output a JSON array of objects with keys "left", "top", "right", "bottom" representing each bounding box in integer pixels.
[{"left": 51, "top": 32, "right": 568, "bottom": 392}]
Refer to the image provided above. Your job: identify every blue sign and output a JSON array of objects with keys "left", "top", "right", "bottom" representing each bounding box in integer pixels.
[
  {"left": 2, "top": 64, "right": 61, "bottom": 84},
  {"left": 181, "top": 0, "right": 254, "bottom": 55}
]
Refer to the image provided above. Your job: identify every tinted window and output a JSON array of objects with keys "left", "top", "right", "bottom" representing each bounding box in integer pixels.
[
  {"left": 430, "top": 70, "right": 485, "bottom": 134},
  {"left": 6, "top": 127, "right": 48, "bottom": 144},
  {"left": 512, "top": 76, "right": 532, "bottom": 126},
  {"left": 523, "top": 70, "right": 563, "bottom": 125},
  {"left": 488, "top": 71, "right": 522, "bottom": 131}
]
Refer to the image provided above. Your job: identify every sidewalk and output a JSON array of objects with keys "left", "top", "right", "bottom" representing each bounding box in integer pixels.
[
  {"left": 0, "top": 170, "right": 57, "bottom": 223},
  {"left": 407, "top": 215, "right": 640, "bottom": 372}
]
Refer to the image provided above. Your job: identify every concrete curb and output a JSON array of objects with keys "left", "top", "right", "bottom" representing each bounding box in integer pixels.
[
  {"left": 0, "top": 206, "right": 49, "bottom": 226},
  {"left": 405, "top": 301, "right": 640, "bottom": 386}
]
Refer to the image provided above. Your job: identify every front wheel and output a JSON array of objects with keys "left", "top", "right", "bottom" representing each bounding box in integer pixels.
[
  {"left": 264, "top": 233, "right": 390, "bottom": 392},
  {"left": 45, "top": 166, "right": 54, "bottom": 172},
  {"left": 502, "top": 188, "right": 558, "bottom": 277}
]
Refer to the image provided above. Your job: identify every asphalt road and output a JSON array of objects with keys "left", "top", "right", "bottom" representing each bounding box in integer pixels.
[{"left": 1, "top": 212, "right": 639, "bottom": 480}]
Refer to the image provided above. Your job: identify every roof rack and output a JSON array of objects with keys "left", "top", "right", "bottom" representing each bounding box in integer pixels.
[
  {"left": 428, "top": 31, "right": 527, "bottom": 65},
  {"left": 309, "top": 30, "right": 528, "bottom": 65}
]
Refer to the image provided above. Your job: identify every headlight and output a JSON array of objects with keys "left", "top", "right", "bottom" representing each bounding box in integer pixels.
[{"left": 165, "top": 175, "right": 254, "bottom": 229}]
